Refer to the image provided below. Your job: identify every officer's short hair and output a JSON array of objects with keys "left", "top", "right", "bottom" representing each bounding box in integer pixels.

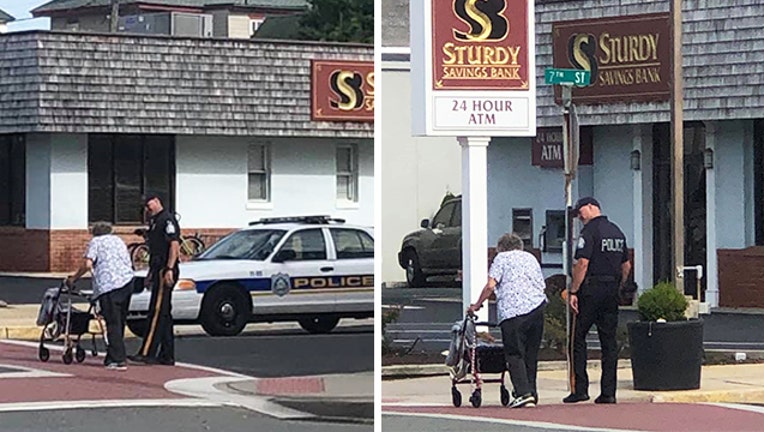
[
  {"left": 497, "top": 233, "right": 524, "bottom": 252},
  {"left": 91, "top": 221, "right": 113, "bottom": 237}
]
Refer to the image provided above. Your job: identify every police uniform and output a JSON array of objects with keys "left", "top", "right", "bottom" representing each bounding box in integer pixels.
[
  {"left": 137, "top": 205, "right": 180, "bottom": 364},
  {"left": 569, "top": 206, "right": 628, "bottom": 402}
]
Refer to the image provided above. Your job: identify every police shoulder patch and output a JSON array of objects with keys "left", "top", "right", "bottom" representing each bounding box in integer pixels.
[
  {"left": 271, "top": 273, "right": 291, "bottom": 297},
  {"left": 577, "top": 237, "right": 585, "bottom": 249},
  {"left": 165, "top": 220, "right": 176, "bottom": 235}
]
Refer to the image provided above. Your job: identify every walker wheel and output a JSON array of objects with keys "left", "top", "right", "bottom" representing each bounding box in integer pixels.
[
  {"left": 62, "top": 348, "right": 73, "bottom": 365},
  {"left": 451, "top": 387, "right": 462, "bottom": 407},
  {"left": 91, "top": 349, "right": 98, "bottom": 357},
  {"left": 500, "top": 385, "right": 510, "bottom": 406},
  {"left": 38, "top": 346, "right": 50, "bottom": 362},
  {"left": 470, "top": 389, "right": 482, "bottom": 408},
  {"left": 75, "top": 347, "right": 86, "bottom": 363}
]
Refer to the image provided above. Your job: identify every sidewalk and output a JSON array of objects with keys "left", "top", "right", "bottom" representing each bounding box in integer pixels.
[
  {"left": 382, "top": 360, "right": 764, "bottom": 407},
  {"left": 223, "top": 372, "right": 374, "bottom": 422}
]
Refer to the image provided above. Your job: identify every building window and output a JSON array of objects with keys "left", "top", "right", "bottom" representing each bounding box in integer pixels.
[
  {"left": 0, "top": 135, "right": 25, "bottom": 226},
  {"left": 88, "top": 134, "right": 174, "bottom": 224},
  {"left": 336, "top": 144, "right": 358, "bottom": 202},
  {"left": 248, "top": 143, "right": 270, "bottom": 202},
  {"left": 543, "top": 210, "right": 566, "bottom": 253}
]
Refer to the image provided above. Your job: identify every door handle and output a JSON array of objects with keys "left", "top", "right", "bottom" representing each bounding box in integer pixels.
[{"left": 320, "top": 267, "right": 334, "bottom": 272}]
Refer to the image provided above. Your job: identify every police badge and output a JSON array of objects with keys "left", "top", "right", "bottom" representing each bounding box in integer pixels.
[{"left": 271, "top": 273, "right": 291, "bottom": 297}]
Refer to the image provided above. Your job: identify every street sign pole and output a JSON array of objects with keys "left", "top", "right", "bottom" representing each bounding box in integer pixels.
[{"left": 545, "top": 68, "right": 587, "bottom": 393}]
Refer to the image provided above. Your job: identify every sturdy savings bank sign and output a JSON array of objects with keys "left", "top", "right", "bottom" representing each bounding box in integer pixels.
[
  {"left": 553, "top": 13, "right": 671, "bottom": 104},
  {"left": 312, "top": 60, "right": 374, "bottom": 122},
  {"left": 411, "top": 0, "right": 536, "bottom": 136}
]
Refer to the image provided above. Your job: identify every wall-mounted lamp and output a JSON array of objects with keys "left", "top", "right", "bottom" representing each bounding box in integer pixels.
[
  {"left": 703, "top": 148, "right": 714, "bottom": 169},
  {"left": 630, "top": 149, "right": 641, "bottom": 171}
]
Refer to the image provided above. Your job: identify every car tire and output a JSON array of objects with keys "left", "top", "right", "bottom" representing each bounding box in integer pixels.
[
  {"left": 298, "top": 316, "right": 340, "bottom": 334},
  {"left": 126, "top": 319, "right": 148, "bottom": 338},
  {"left": 403, "top": 250, "right": 426, "bottom": 287},
  {"left": 200, "top": 284, "right": 251, "bottom": 337}
]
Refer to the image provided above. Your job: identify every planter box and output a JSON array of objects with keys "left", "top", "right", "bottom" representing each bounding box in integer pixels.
[{"left": 627, "top": 319, "right": 704, "bottom": 391}]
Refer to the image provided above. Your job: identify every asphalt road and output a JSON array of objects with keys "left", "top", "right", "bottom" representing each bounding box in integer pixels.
[
  {"left": 0, "top": 276, "right": 88, "bottom": 304},
  {"left": 0, "top": 407, "right": 371, "bottom": 432},
  {"left": 383, "top": 414, "right": 589, "bottom": 432},
  {"left": 383, "top": 287, "right": 764, "bottom": 353}
]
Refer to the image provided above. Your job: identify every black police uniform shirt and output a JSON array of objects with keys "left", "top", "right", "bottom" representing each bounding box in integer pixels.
[
  {"left": 148, "top": 209, "right": 181, "bottom": 268},
  {"left": 574, "top": 215, "right": 628, "bottom": 279}
]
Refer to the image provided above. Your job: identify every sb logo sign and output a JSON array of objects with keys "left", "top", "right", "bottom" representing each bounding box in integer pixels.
[
  {"left": 312, "top": 60, "right": 374, "bottom": 122},
  {"left": 567, "top": 33, "right": 598, "bottom": 86},
  {"left": 453, "top": 0, "right": 508, "bottom": 42}
]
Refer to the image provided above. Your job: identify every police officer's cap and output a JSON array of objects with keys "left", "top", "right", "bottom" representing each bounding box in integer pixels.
[{"left": 573, "top": 197, "right": 600, "bottom": 215}]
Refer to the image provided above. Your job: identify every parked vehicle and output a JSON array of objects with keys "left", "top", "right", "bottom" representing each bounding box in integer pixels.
[
  {"left": 126, "top": 215, "right": 374, "bottom": 337},
  {"left": 398, "top": 196, "right": 462, "bottom": 287}
]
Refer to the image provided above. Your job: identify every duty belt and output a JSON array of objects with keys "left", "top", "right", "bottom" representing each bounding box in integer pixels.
[{"left": 585, "top": 275, "right": 618, "bottom": 283}]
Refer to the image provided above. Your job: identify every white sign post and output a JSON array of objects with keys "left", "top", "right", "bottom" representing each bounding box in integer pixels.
[{"left": 411, "top": 0, "right": 536, "bottom": 323}]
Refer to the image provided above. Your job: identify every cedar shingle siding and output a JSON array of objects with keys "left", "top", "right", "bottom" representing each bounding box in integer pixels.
[
  {"left": 0, "top": 31, "right": 373, "bottom": 137},
  {"left": 382, "top": 0, "right": 764, "bottom": 127}
]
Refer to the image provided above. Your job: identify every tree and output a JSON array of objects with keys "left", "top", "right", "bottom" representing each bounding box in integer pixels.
[{"left": 297, "top": 0, "right": 373, "bottom": 44}]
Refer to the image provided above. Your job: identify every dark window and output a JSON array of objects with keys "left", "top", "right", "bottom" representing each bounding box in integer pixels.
[
  {"left": 432, "top": 202, "right": 455, "bottom": 228},
  {"left": 88, "top": 134, "right": 174, "bottom": 224},
  {"left": 280, "top": 229, "right": 327, "bottom": 261},
  {"left": 331, "top": 228, "right": 374, "bottom": 259},
  {"left": 0, "top": 135, "right": 26, "bottom": 227}
]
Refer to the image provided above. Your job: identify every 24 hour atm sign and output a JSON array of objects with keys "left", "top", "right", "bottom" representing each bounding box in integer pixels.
[{"left": 411, "top": 0, "right": 536, "bottom": 136}]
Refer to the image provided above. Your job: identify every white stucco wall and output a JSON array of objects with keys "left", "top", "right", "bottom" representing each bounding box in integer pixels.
[
  {"left": 25, "top": 133, "right": 88, "bottom": 229},
  {"left": 714, "top": 120, "right": 748, "bottom": 249},
  {"left": 380, "top": 62, "right": 462, "bottom": 284},
  {"left": 592, "top": 125, "right": 634, "bottom": 241},
  {"left": 175, "top": 135, "right": 373, "bottom": 229}
]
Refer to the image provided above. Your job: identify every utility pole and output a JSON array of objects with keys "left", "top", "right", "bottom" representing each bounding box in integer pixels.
[
  {"left": 110, "top": 0, "right": 120, "bottom": 33},
  {"left": 671, "top": 0, "right": 685, "bottom": 293}
]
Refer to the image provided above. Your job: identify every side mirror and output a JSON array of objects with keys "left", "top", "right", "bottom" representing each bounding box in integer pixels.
[
  {"left": 420, "top": 219, "right": 429, "bottom": 229},
  {"left": 272, "top": 249, "right": 297, "bottom": 263}
]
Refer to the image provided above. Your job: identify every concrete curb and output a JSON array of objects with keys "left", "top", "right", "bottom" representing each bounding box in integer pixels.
[
  {"left": 0, "top": 324, "right": 138, "bottom": 341},
  {"left": 382, "top": 359, "right": 633, "bottom": 379},
  {"left": 652, "top": 389, "right": 764, "bottom": 404}
]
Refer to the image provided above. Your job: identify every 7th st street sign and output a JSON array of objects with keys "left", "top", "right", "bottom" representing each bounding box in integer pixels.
[{"left": 545, "top": 68, "right": 591, "bottom": 86}]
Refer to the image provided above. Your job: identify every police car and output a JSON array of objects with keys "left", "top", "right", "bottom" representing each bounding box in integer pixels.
[{"left": 126, "top": 215, "right": 374, "bottom": 337}]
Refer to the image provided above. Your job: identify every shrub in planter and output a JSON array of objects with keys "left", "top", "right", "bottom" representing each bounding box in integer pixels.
[{"left": 628, "top": 281, "right": 703, "bottom": 391}]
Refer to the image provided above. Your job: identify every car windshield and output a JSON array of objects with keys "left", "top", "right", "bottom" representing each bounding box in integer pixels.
[{"left": 196, "top": 229, "right": 286, "bottom": 261}]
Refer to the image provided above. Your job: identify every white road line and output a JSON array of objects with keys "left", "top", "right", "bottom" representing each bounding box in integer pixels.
[
  {"left": 0, "top": 363, "right": 71, "bottom": 379},
  {"left": 382, "top": 305, "right": 425, "bottom": 310},
  {"left": 382, "top": 411, "right": 649, "bottom": 432},
  {"left": 706, "top": 403, "right": 764, "bottom": 414},
  {"left": 0, "top": 399, "right": 222, "bottom": 413}
]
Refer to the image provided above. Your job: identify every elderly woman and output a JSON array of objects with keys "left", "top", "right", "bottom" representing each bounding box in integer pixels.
[
  {"left": 67, "top": 221, "right": 134, "bottom": 371},
  {"left": 468, "top": 233, "right": 548, "bottom": 408}
]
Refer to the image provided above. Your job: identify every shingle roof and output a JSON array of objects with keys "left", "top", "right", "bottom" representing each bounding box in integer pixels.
[
  {"left": 0, "top": 8, "right": 15, "bottom": 23},
  {"left": 32, "top": 0, "right": 308, "bottom": 16}
]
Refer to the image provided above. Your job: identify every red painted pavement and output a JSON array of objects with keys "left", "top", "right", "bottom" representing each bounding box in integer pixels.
[
  {"left": 384, "top": 403, "right": 764, "bottom": 432},
  {"left": 0, "top": 342, "right": 224, "bottom": 404},
  {"left": 256, "top": 377, "right": 325, "bottom": 396}
]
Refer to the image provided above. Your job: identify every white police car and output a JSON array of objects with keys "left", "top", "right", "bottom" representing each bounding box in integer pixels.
[{"left": 126, "top": 216, "right": 374, "bottom": 337}]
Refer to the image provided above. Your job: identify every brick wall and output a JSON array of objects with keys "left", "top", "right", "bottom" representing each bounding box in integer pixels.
[
  {"left": 718, "top": 247, "right": 764, "bottom": 308},
  {"left": 0, "top": 227, "right": 235, "bottom": 273}
]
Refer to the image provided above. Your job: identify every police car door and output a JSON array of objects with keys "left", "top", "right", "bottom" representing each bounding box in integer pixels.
[
  {"left": 327, "top": 227, "right": 374, "bottom": 314},
  {"left": 260, "top": 228, "right": 336, "bottom": 315}
]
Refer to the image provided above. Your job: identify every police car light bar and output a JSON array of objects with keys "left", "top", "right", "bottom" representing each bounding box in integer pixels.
[{"left": 248, "top": 215, "right": 346, "bottom": 225}]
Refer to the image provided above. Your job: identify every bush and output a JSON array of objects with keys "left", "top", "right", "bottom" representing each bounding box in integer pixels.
[
  {"left": 381, "top": 305, "right": 402, "bottom": 355},
  {"left": 636, "top": 281, "right": 688, "bottom": 322}
]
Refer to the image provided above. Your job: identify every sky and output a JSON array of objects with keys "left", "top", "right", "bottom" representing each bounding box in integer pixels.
[{"left": 0, "top": 1, "right": 51, "bottom": 31}]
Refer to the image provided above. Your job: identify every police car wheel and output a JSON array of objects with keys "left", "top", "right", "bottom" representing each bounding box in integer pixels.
[
  {"left": 126, "top": 319, "right": 148, "bottom": 338},
  {"left": 200, "top": 285, "right": 251, "bottom": 337},
  {"left": 298, "top": 316, "right": 340, "bottom": 334}
]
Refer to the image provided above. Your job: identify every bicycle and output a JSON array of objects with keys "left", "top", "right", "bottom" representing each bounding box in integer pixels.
[{"left": 127, "top": 213, "right": 206, "bottom": 270}]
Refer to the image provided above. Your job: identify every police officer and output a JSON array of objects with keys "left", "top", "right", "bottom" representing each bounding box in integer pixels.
[
  {"left": 128, "top": 193, "right": 180, "bottom": 366},
  {"left": 564, "top": 197, "right": 631, "bottom": 404}
]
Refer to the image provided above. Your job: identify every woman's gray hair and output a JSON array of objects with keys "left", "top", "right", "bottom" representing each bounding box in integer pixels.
[
  {"left": 496, "top": 232, "right": 524, "bottom": 252},
  {"left": 91, "top": 221, "right": 113, "bottom": 237}
]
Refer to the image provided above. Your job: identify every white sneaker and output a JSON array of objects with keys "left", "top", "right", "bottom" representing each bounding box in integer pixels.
[
  {"left": 105, "top": 362, "right": 127, "bottom": 371},
  {"left": 509, "top": 393, "right": 536, "bottom": 408}
]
